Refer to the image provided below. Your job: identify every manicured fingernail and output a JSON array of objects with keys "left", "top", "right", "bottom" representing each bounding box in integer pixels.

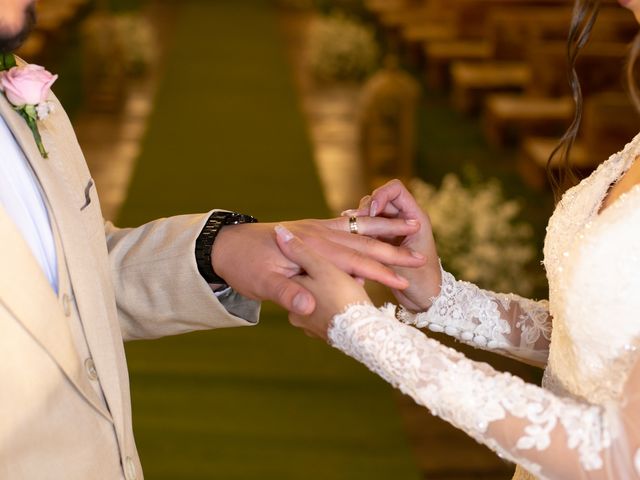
[
  {"left": 341, "top": 209, "right": 358, "bottom": 217},
  {"left": 411, "top": 250, "right": 425, "bottom": 260},
  {"left": 405, "top": 219, "right": 419, "bottom": 226},
  {"left": 274, "top": 225, "right": 294, "bottom": 242},
  {"left": 370, "top": 200, "right": 378, "bottom": 217},
  {"left": 293, "top": 293, "right": 311, "bottom": 313}
]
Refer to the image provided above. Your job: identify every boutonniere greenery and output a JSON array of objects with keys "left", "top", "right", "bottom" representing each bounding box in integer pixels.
[{"left": 0, "top": 53, "right": 58, "bottom": 158}]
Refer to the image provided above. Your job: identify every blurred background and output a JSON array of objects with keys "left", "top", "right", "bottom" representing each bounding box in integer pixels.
[{"left": 21, "top": 0, "right": 640, "bottom": 478}]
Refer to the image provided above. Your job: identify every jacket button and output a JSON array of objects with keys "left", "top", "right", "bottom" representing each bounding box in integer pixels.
[
  {"left": 84, "top": 358, "right": 98, "bottom": 381},
  {"left": 124, "top": 456, "right": 137, "bottom": 480},
  {"left": 62, "top": 294, "right": 72, "bottom": 317}
]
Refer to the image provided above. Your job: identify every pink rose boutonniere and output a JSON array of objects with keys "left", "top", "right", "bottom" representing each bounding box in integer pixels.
[{"left": 0, "top": 53, "right": 58, "bottom": 158}]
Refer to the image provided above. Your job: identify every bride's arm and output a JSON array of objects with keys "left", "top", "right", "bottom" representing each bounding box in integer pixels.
[
  {"left": 400, "top": 266, "right": 551, "bottom": 368},
  {"left": 276, "top": 225, "right": 638, "bottom": 479},
  {"left": 349, "top": 179, "right": 551, "bottom": 367},
  {"left": 275, "top": 224, "right": 638, "bottom": 479},
  {"left": 330, "top": 303, "right": 640, "bottom": 480}
]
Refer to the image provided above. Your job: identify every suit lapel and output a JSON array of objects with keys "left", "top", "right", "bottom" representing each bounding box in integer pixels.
[{"left": 0, "top": 94, "right": 127, "bottom": 433}]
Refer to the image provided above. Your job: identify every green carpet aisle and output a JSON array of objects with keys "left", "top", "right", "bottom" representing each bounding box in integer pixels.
[{"left": 118, "top": 1, "right": 421, "bottom": 479}]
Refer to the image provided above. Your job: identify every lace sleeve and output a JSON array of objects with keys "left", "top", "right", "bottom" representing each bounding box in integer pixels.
[
  {"left": 329, "top": 304, "right": 640, "bottom": 480},
  {"left": 399, "top": 268, "right": 552, "bottom": 367}
]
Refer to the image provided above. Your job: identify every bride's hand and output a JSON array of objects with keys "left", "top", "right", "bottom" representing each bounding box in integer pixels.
[
  {"left": 274, "top": 225, "right": 372, "bottom": 341},
  {"left": 344, "top": 179, "right": 441, "bottom": 311}
]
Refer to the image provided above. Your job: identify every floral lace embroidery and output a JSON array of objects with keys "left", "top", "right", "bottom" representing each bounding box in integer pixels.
[
  {"left": 398, "top": 268, "right": 551, "bottom": 364},
  {"left": 324, "top": 134, "right": 640, "bottom": 480},
  {"left": 541, "top": 133, "right": 640, "bottom": 405},
  {"left": 329, "top": 304, "right": 611, "bottom": 476}
]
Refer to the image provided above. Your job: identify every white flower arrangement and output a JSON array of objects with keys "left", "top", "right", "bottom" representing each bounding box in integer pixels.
[
  {"left": 307, "top": 13, "right": 379, "bottom": 83},
  {"left": 410, "top": 175, "right": 538, "bottom": 296}
]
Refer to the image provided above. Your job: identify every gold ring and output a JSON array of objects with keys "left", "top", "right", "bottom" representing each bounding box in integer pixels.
[{"left": 349, "top": 216, "right": 359, "bottom": 234}]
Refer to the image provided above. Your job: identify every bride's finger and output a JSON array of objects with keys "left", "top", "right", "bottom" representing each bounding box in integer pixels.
[
  {"left": 359, "top": 195, "right": 371, "bottom": 210},
  {"left": 324, "top": 216, "right": 421, "bottom": 239},
  {"left": 339, "top": 195, "right": 371, "bottom": 217},
  {"left": 343, "top": 184, "right": 406, "bottom": 217},
  {"left": 277, "top": 224, "right": 413, "bottom": 287},
  {"left": 341, "top": 202, "right": 401, "bottom": 218},
  {"left": 300, "top": 234, "right": 424, "bottom": 273},
  {"left": 275, "top": 225, "right": 340, "bottom": 280},
  {"left": 353, "top": 216, "right": 420, "bottom": 238},
  {"left": 375, "top": 202, "right": 401, "bottom": 217},
  {"left": 370, "top": 179, "right": 423, "bottom": 219},
  {"left": 288, "top": 313, "right": 322, "bottom": 338}
]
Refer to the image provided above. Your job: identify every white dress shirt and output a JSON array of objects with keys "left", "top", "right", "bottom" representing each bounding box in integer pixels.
[{"left": 0, "top": 115, "right": 58, "bottom": 293}]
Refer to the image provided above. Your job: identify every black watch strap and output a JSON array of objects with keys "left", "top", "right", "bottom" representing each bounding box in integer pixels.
[{"left": 195, "top": 211, "right": 258, "bottom": 285}]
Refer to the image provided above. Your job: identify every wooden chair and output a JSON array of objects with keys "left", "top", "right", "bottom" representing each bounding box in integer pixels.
[
  {"left": 526, "top": 40, "right": 629, "bottom": 98},
  {"left": 378, "top": 0, "right": 431, "bottom": 28},
  {"left": 484, "top": 95, "right": 574, "bottom": 147},
  {"left": 451, "top": 62, "right": 531, "bottom": 112},
  {"left": 449, "top": 4, "right": 634, "bottom": 113},
  {"left": 519, "top": 92, "right": 640, "bottom": 189},
  {"left": 399, "top": 1, "right": 457, "bottom": 45},
  {"left": 483, "top": 36, "right": 629, "bottom": 146},
  {"left": 448, "top": 6, "right": 569, "bottom": 111}
]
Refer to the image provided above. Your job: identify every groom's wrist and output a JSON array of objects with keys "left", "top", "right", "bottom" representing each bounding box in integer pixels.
[{"left": 195, "top": 211, "right": 258, "bottom": 286}]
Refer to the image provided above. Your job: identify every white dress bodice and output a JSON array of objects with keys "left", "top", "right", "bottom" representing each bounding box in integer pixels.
[
  {"left": 543, "top": 134, "right": 640, "bottom": 407},
  {"left": 328, "top": 134, "right": 640, "bottom": 480}
]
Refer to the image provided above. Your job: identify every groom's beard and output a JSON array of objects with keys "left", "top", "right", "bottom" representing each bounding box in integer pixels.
[{"left": 0, "top": 3, "right": 36, "bottom": 54}]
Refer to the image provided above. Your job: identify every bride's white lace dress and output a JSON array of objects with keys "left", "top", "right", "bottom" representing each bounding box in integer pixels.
[{"left": 328, "top": 135, "right": 640, "bottom": 479}]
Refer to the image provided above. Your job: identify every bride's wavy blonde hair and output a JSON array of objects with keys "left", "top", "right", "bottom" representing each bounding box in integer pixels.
[{"left": 547, "top": 0, "right": 640, "bottom": 198}]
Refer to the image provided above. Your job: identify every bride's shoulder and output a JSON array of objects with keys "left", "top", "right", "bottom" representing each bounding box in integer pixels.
[
  {"left": 556, "top": 133, "right": 640, "bottom": 208},
  {"left": 589, "top": 132, "right": 640, "bottom": 182}
]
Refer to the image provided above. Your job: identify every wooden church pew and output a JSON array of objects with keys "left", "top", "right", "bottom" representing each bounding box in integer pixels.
[{"left": 519, "top": 92, "right": 640, "bottom": 189}]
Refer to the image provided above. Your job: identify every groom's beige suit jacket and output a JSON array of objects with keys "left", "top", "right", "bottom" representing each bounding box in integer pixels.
[{"left": 0, "top": 88, "right": 259, "bottom": 479}]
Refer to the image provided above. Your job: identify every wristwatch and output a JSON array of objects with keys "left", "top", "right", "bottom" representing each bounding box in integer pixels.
[{"left": 195, "top": 210, "right": 258, "bottom": 285}]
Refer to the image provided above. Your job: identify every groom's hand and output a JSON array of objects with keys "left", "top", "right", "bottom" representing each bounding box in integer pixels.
[{"left": 211, "top": 217, "right": 425, "bottom": 315}]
